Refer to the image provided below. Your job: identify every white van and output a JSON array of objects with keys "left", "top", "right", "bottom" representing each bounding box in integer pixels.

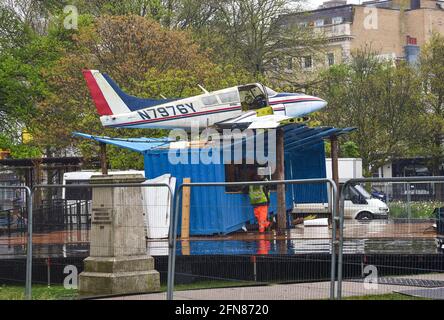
[
  {"left": 62, "top": 170, "right": 175, "bottom": 239},
  {"left": 293, "top": 183, "right": 389, "bottom": 221},
  {"left": 62, "top": 170, "right": 145, "bottom": 201}
]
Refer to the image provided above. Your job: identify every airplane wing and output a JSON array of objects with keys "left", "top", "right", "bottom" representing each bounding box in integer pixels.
[
  {"left": 216, "top": 111, "right": 308, "bottom": 130},
  {"left": 246, "top": 114, "right": 291, "bottom": 129}
]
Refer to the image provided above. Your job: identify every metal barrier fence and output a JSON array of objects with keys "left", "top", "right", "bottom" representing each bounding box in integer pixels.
[
  {"left": 0, "top": 185, "right": 32, "bottom": 299},
  {"left": 338, "top": 177, "right": 444, "bottom": 300},
  {"left": 167, "top": 179, "right": 338, "bottom": 300},
  {"left": 4, "top": 176, "right": 443, "bottom": 300},
  {"left": 0, "top": 182, "right": 174, "bottom": 300}
]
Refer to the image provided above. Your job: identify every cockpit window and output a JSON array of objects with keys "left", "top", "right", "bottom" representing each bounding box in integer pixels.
[
  {"left": 238, "top": 84, "right": 269, "bottom": 111},
  {"left": 265, "top": 87, "right": 278, "bottom": 97}
]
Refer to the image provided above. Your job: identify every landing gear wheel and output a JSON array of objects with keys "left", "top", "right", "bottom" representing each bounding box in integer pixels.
[{"left": 356, "top": 211, "right": 373, "bottom": 221}]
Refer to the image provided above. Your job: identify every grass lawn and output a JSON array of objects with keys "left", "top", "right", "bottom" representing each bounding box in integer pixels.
[
  {"left": 0, "top": 280, "right": 253, "bottom": 300},
  {"left": 345, "top": 293, "right": 430, "bottom": 300},
  {"left": 0, "top": 284, "right": 77, "bottom": 300},
  {"left": 1, "top": 284, "right": 432, "bottom": 300}
]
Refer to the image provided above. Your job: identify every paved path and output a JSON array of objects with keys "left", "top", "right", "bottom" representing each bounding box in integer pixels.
[{"left": 100, "top": 280, "right": 438, "bottom": 300}]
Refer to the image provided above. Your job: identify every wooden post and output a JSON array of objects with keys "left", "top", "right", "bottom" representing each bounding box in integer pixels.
[
  {"left": 99, "top": 142, "right": 108, "bottom": 175},
  {"left": 181, "top": 178, "right": 191, "bottom": 239},
  {"left": 181, "top": 240, "right": 191, "bottom": 256},
  {"left": 276, "top": 128, "right": 287, "bottom": 231},
  {"left": 330, "top": 136, "right": 340, "bottom": 232}
]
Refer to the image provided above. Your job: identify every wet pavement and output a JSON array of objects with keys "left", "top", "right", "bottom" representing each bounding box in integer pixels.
[
  {"left": 99, "top": 279, "right": 444, "bottom": 300},
  {"left": 0, "top": 220, "right": 441, "bottom": 259}
]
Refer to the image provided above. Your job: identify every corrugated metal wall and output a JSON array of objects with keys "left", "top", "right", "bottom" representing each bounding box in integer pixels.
[
  {"left": 144, "top": 141, "right": 327, "bottom": 236},
  {"left": 144, "top": 151, "right": 254, "bottom": 235},
  {"left": 286, "top": 142, "right": 328, "bottom": 204}
]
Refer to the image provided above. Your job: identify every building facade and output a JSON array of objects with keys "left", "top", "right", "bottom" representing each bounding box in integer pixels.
[{"left": 280, "top": 0, "right": 444, "bottom": 70}]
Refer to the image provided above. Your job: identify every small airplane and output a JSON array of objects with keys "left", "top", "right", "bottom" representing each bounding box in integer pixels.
[{"left": 83, "top": 70, "right": 327, "bottom": 130}]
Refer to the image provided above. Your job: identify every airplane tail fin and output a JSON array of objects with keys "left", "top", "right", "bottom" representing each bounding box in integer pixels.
[{"left": 82, "top": 70, "right": 175, "bottom": 116}]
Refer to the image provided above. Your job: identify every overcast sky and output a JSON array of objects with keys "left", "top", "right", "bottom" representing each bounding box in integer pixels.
[{"left": 305, "top": 0, "right": 363, "bottom": 9}]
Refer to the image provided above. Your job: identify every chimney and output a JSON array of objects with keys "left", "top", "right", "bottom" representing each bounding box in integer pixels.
[{"left": 392, "top": 0, "right": 411, "bottom": 9}]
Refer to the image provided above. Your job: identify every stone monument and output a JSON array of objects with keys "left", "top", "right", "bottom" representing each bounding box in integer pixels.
[{"left": 79, "top": 174, "right": 160, "bottom": 297}]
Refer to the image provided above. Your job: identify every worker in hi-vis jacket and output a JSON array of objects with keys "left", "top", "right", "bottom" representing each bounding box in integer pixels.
[{"left": 248, "top": 174, "right": 271, "bottom": 233}]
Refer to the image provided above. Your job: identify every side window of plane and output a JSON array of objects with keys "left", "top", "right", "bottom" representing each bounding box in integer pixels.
[
  {"left": 202, "top": 95, "right": 219, "bottom": 107},
  {"left": 218, "top": 91, "right": 240, "bottom": 105}
]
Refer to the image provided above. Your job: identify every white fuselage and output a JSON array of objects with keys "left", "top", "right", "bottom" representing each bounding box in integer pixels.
[{"left": 99, "top": 87, "right": 327, "bottom": 130}]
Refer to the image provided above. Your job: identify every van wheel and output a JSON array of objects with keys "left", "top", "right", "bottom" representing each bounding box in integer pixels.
[{"left": 356, "top": 211, "right": 373, "bottom": 221}]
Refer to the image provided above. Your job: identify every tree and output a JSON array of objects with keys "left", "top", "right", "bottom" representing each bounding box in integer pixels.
[
  {"left": 191, "top": 0, "right": 324, "bottom": 80},
  {"left": 0, "top": 2, "right": 66, "bottom": 142},
  {"left": 75, "top": 0, "right": 165, "bottom": 19},
  {"left": 315, "top": 48, "right": 421, "bottom": 175},
  {"left": 31, "top": 14, "right": 254, "bottom": 167},
  {"left": 414, "top": 33, "right": 444, "bottom": 177},
  {"left": 0, "top": 0, "right": 66, "bottom": 34}
]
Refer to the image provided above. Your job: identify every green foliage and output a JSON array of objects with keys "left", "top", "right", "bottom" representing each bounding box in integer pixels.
[
  {"left": 325, "top": 140, "right": 360, "bottom": 158},
  {"left": 412, "top": 33, "right": 444, "bottom": 174},
  {"left": 0, "top": 134, "right": 42, "bottom": 158},
  {"left": 107, "top": 146, "right": 145, "bottom": 170},
  {"left": 1, "top": 1, "right": 441, "bottom": 173},
  {"left": 9, "top": 144, "right": 42, "bottom": 159},
  {"left": 342, "top": 141, "right": 360, "bottom": 158},
  {"left": 345, "top": 293, "right": 429, "bottom": 300},
  {"left": 0, "top": 285, "right": 77, "bottom": 300},
  {"left": 388, "top": 201, "right": 442, "bottom": 219},
  {"left": 315, "top": 47, "right": 421, "bottom": 175}
]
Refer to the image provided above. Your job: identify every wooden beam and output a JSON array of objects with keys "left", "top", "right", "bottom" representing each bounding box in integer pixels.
[
  {"left": 99, "top": 142, "right": 108, "bottom": 175},
  {"left": 276, "top": 128, "right": 287, "bottom": 231},
  {"left": 181, "top": 178, "right": 191, "bottom": 239}
]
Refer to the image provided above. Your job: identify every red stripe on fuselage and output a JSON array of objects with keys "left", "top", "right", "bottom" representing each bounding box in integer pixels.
[{"left": 82, "top": 70, "right": 113, "bottom": 116}]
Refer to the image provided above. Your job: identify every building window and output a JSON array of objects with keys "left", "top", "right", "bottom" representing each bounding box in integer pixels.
[
  {"left": 332, "top": 16, "right": 343, "bottom": 25},
  {"left": 314, "top": 19, "right": 324, "bottom": 27},
  {"left": 327, "top": 53, "right": 335, "bottom": 66},
  {"left": 271, "top": 58, "right": 279, "bottom": 72},
  {"left": 287, "top": 57, "right": 293, "bottom": 70},
  {"left": 303, "top": 56, "right": 313, "bottom": 69}
]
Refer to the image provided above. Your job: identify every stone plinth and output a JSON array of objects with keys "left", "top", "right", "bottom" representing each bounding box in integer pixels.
[{"left": 79, "top": 174, "right": 160, "bottom": 297}]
